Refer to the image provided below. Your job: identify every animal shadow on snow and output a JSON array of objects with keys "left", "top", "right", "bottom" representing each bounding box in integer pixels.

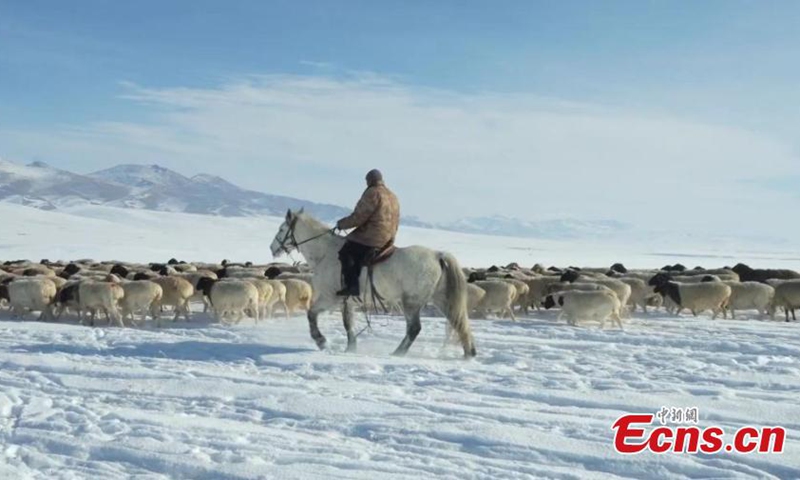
[{"left": 15, "top": 341, "right": 311, "bottom": 362}]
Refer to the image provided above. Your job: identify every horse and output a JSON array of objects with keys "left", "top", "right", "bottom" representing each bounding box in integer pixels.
[{"left": 270, "top": 209, "right": 476, "bottom": 358}]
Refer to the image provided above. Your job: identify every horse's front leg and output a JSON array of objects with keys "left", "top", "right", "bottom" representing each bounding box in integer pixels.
[
  {"left": 307, "top": 305, "right": 328, "bottom": 350},
  {"left": 343, "top": 299, "right": 356, "bottom": 353}
]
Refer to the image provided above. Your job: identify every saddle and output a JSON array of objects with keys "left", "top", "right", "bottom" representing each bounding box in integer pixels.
[{"left": 367, "top": 242, "right": 396, "bottom": 266}]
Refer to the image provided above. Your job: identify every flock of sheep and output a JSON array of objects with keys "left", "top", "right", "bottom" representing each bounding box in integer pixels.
[
  {"left": 0, "top": 259, "right": 313, "bottom": 327},
  {"left": 463, "top": 262, "right": 800, "bottom": 328},
  {"left": 1, "top": 257, "right": 800, "bottom": 331}
]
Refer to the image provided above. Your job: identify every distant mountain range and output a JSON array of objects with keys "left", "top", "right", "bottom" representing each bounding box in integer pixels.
[
  {"left": 0, "top": 159, "right": 352, "bottom": 221},
  {"left": 0, "top": 158, "right": 629, "bottom": 239}
]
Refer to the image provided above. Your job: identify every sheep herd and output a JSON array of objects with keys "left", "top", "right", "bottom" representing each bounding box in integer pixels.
[
  {"left": 1, "top": 258, "right": 799, "bottom": 332},
  {"left": 463, "top": 262, "right": 800, "bottom": 327},
  {"left": 0, "top": 259, "right": 313, "bottom": 327}
]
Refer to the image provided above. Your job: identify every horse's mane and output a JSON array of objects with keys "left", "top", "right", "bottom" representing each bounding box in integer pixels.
[{"left": 297, "top": 211, "right": 330, "bottom": 231}]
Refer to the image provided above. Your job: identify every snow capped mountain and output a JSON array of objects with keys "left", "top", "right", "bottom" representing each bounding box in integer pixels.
[
  {"left": 89, "top": 164, "right": 193, "bottom": 193},
  {"left": 0, "top": 158, "right": 629, "bottom": 239},
  {"left": 0, "top": 159, "right": 130, "bottom": 208},
  {"left": 0, "top": 159, "right": 350, "bottom": 221},
  {"left": 190, "top": 173, "right": 239, "bottom": 190}
]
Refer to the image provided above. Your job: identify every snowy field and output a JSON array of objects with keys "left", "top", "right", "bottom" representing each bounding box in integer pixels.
[
  {"left": 2, "top": 309, "right": 799, "bottom": 479},
  {"left": 1, "top": 202, "right": 799, "bottom": 270},
  {"left": 1, "top": 203, "right": 799, "bottom": 479}
]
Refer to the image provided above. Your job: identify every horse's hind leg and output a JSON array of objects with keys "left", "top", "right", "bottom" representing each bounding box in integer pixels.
[
  {"left": 343, "top": 300, "right": 356, "bottom": 353},
  {"left": 393, "top": 304, "right": 422, "bottom": 356}
]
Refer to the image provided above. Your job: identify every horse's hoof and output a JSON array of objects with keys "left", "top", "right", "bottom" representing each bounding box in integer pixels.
[
  {"left": 345, "top": 344, "right": 357, "bottom": 354},
  {"left": 315, "top": 339, "right": 327, "bottom": 350}
]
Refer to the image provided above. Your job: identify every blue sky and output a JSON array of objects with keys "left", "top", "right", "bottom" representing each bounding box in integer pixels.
[{"left": 1, "top": 1, "right": 799, "bottom": 229}]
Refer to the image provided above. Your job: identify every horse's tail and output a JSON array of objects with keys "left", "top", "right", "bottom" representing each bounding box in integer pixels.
[{"left": 438, "top": 252, "right": 476, "bottom": 358}]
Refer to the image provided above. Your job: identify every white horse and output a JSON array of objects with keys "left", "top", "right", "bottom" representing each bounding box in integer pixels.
[{"left": 270, "top": 209, "right": 476, "bottom": 358}]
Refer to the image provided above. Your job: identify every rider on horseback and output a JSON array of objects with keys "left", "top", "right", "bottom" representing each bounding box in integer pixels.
[{"left": 334, "top": 169, "right": 400, "bottom": 297}]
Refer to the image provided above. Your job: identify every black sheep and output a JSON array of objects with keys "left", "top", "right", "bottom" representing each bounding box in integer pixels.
[
  {"left": 59, "top": 263, "right": 81, "bottom": 279},
  {"left": 560, "top": 270, "right": 581, "bottom": 283},
  {"left": 110, "top": 264, "right": 130, "bottom": 279},
  {"left": 648, "top": 272, "right": 672, "bottom": 287},
  {"left": 732, "top": 263, "right": 800, "bottom": 283},
  {"left": 467, "top": 271, "right": 487, "bottom": 283},
  {"left": 264, "top": 267, "right": 281, "bottom": 279},
  {"left": 609, "top": 263, "right": 628, "bottom": 274}
]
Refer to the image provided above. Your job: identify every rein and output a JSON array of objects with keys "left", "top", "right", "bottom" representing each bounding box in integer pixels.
[{"left": 277, "top": 216, "right": 335, "bottom": 254}]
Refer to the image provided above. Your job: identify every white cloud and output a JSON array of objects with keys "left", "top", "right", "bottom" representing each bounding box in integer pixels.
[{"left": 1, "top": 73, "right": 798, "bottom": 233}]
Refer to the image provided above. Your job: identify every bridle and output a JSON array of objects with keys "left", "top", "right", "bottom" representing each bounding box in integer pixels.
[{"left": 276, "top": 215, "right": 335, "bottom": 255}]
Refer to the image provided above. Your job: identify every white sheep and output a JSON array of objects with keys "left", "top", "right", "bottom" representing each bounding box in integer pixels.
[
  {"left": 150, "top": 276, "right": 194, "bottom": 326},
  {"left": 614, "top": 271, "right": 660, "bottom": 283},
  {"left": 717, "top": 281, "right": 774, "bottom": 319},
  {"left": 560, "top": 271, "right": 632, "bottom": 312},
  {"left": 523, "top": 275, "right": 563, "bottom": 313},
  {"left": 178, "top": 271, "right": 218, "bottom": 311},
  {"left": 587, "top": 279, "right": 632, "bottom": 311},
  {"left": 7, "top": 278, "right": 57, "bottom": 320},
  {"left": 198, "top": 279, "right": 260, "bottom": 324},
  {"left": 466, "top": 283, "right": 486, "bottom": 313},
  {"left": 679, "top": 269, "right": 739, "bottom": 280},
  {"left": 42, "top": 275, "right": 68, "bottom": 291},
  {"left": 79, "top": 281, "right": 126, "bottom": 327},
  {"left": 618, "top": 277, "right": 654, "bottom": 313},
  {"left": 770, "top": 280, "right": 800, "bottom": 321},
  {"left": 242, "top": 278, "right": 275, "bottom": 319},
  {"left": 221, "top": 267, "right": 266, "bottom": 279},
  {"left": 648, "top": 273, "right": 720, "bottom": 314},
  {"left": 545, "top": 282, "right": 614, "bottom": 295},
  {"left": 276, "top": 272, "right": 314, "bottom": 284},
  {"left": 12, "top": 265, "right": 56, "bottom": 277},
  {"left": 119, "top": 280, "right": 164, "bottom": 325},
  {"left": 546, "top": 289, "right": 622, "bottom": 329},
  {"left": 501, "top": 277, "right": 530, "bottom": 313},
  {"left": 263, "top": 279, "right": 289, "bottom": 318},
  {"left": 473, "top": 280, "right": 517, "bottom": 321},
  {"left": 653, "top": 281, "right": 731, "bottom": 319},
  {"left": 279, "top": 279, "right": 313, "bottom": 317},
  {"left": 711, "top": 273, "right": 740, "bottom": 282}
]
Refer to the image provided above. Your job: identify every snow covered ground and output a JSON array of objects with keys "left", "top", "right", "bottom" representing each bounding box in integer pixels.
[
  {"left": 1, "top": 203, "right": 800, "bottom": 479},
  {"left": 1, "top": 309, "right": 799, "bottom": 479}
]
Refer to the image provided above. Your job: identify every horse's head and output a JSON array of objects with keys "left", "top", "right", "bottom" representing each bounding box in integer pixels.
[{"left": 270, "top": 208, "right": 304, "bottom": 257}]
